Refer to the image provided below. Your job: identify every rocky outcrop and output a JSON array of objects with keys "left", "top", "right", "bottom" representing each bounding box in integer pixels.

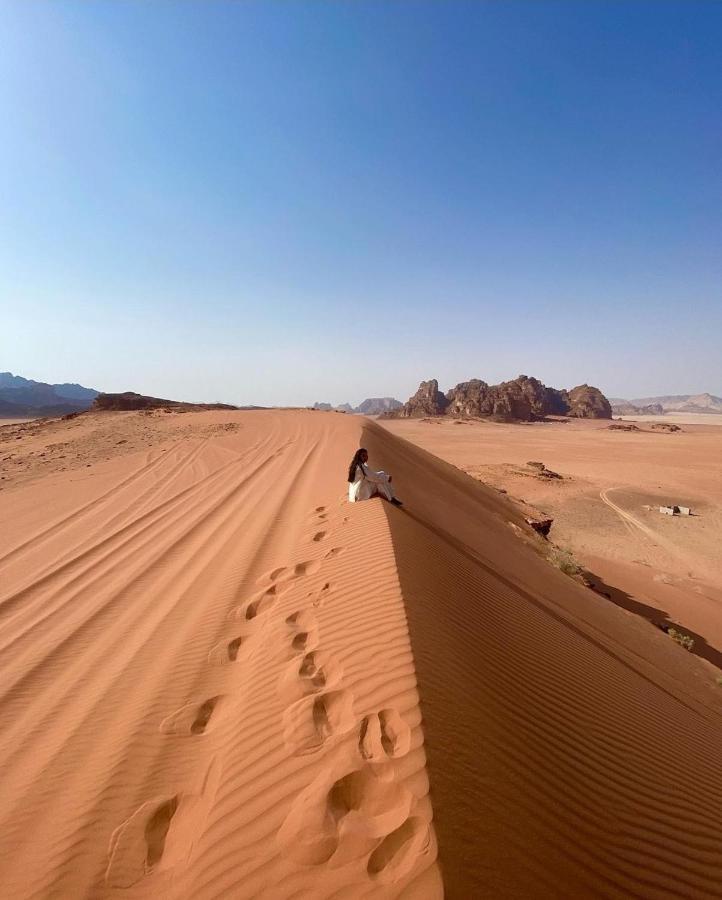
[
  {"left": 444, "top": 375, "right": 601, "bottom": 421},
  {"left": 525, "top": 516, "right": 553, "bottom": 536},
  {"left": 397, "top": 379, "right": 449, "bottom": 418},
  {"left": 565, "top": 385, "right": 612, "bottom": 419},
  {"left": 489, "top": 379, "right": 533, "bottom": 421},
  {"left": 608, "top": 422, "right": 640, "bottom": 432},
  {"left": 513, "top": 375, "right": 568, "bottom": 417},
  {"left": 387, "top": 375, "right": 612, "bottom": 422},
  {"left": 445, "top": 380, "right": 493, "bottom": 417}
]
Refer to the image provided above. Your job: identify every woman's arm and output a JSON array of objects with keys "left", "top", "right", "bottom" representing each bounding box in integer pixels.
[{"left": 362, "top": 464, "right": 389, "bottom": 484}]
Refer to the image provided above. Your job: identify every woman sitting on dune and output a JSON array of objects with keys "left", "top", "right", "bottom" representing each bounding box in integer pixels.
[{"left": 347, "top": 448, "right": 403, "bottom": 506}]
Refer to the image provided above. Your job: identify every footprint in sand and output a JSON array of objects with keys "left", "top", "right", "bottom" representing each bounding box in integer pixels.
[
  {"left": 293, "top": 559, "right": 323, "bottom": 577},
  {"left": 285, "top": 609, "right": 320, "bottom": 656},
  {"left": 277, "top": 763, "right": 414, "bottom": 865},
  {"left": 105, "top": 795, "right": 179, "bottom": 887},
  {"left": 208, "top": 635, "right": 246, "bottom": 665},
  {"left": 358, "top": 709, "right": 412, "bottom": 762},
  {"left": 324, "top": 547, "right": 345, "bottom": 560},
  {"left": 242, "top": 588, "right": 280, "bottom": 621},
  {"left": 312, "top": 530, "right": 327, "bottom": 543},
  {"left": 106, "top": 758, "right": 222, "bottom": 887},
  {"left": 160, "top": 696, "right": 223, "bottom": 736},
  {"left": 307, "top": 581, "right": 331, "bottom": 608},
  {"left": 278, "top": 649, "right": 344, "bottom": 702},
  {"left": 367, "top": 817, "right": 431, "bottom": 882},
  {"left": 310, "top": 506, "right": 328, "bottom": 523},
  {"left": 257, "top": 559, "right": 323, "bottom": 592},
  {"left": 297, "top": 650, "right": 340, "bottom": 691},
  {"left": 256, "top": 565, "right": 288, "bottom": 587},
  {"left": 282, "top": 688, "right": 356, "bottom": 756}
]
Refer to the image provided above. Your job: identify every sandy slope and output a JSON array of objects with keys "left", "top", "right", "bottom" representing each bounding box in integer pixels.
[
  {"left": 364, "top": 419, "right": 722, "bottom": 897},
  {"left": 1, "top": 409, "right": 722, "bottom": 898},
  {"left": 0, "top": 410, "right": 440, "bottom": 899}
]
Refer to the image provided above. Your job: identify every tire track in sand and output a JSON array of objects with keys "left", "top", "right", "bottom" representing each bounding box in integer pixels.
[{"left": 599, "top": 488, "right": 683, "bottom": 558}]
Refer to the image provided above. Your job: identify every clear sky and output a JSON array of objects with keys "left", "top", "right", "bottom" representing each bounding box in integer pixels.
[{"left": 1, "top": 1, "right": 720, "bottom": 406}]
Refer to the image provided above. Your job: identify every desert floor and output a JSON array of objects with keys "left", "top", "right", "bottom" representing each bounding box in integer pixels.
[
  {"left": 0, "top": 416, "right": 38, "bottom": 427},
  {"left": 1, "top": 409, "right": 721, "bottom": 898},
  {"left": 619, "top": 412, "right": 722, "bottom": 426},
  {"left": 381, "top": 416, "right": 722, "bottom": 671}
]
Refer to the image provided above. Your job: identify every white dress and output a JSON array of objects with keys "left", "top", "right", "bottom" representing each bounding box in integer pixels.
[{"left": 348, "top": 463, "right": 395, "bottom": 503}]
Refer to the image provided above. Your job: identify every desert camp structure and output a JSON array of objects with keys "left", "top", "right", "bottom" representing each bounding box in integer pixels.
[{"left": 659, "top": 504, "right": 691, "bottom": 516}]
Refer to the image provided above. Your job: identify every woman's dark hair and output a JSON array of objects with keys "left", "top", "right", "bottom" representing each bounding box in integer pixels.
[{"left": 348, "top": 448, "right": 367, "bottom": 483}]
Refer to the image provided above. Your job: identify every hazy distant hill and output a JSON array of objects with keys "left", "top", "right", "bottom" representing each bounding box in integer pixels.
[
  {"left": 0, "top": 372, "right": 99, "bottom": 417},
  {"left": 313, "top": 397, "right": 403, "bottom": 415},
  {"left": 355, "top": 397, "right": 403, "bottom": 415},
  {"left": 612, "top": 393, "right": 722, "bottom": 415}
]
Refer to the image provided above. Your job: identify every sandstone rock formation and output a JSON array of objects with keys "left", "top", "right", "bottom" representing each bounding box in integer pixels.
[
  {"left": 397, "top": 379, "right": 449, "bottom": 418},
  {"left": 564, "top": 384, "right": 612, "bottom": 419},
  {"left": 386, "top": 375, "right": 612, "bottom": 422}
]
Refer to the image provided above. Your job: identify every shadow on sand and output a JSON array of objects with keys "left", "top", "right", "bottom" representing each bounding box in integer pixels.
[{"left": 583, "top": 570, "right": 722, "bottom": 672}]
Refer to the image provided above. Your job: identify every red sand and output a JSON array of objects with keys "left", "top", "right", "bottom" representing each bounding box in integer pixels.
[{"left": 0, "top": 409, "right": 721, "bottom": 897}]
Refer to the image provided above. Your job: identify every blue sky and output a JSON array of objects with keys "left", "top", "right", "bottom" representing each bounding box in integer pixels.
[{"left": 1, "top": 1, "right": 720, "bottom": 405}]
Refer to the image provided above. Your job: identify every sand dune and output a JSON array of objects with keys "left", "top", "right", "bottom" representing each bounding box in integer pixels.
[{"left": 1, "top": 409, "right": 721, "bottom": 897}]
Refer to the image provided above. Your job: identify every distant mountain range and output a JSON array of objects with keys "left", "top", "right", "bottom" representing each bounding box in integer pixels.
[
  {"left": 0, "top": 372, "right": 99, "bottom": 417},
  {"left": 610, "top": 393, "right": 722, "bottom": 415},
  {"left": 313, "top": 397, "right": 403, "bottom": 415}
]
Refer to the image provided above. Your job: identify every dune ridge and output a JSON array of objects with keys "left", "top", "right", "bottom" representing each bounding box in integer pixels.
[{"left": 1, "top": 409, "right": 721, "bottom": 897}]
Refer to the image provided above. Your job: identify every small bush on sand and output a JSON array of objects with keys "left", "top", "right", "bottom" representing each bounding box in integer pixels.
[
  {"left": 550, "top": 548, "right": 583, "bottom": 578},
  {"left": 667, "top": 628, "right": 694, "bottom": 652}
]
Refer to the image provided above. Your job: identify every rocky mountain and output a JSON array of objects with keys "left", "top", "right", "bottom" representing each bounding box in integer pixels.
[
  {"left": 611, "top": 393, "right": 722, "bottom": 415},
  {"left": 388, "top": 375, "right": 612, "bottom": 422},
  {"left": 0, "top": 371, "right": 99, "bottom": 417}
]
